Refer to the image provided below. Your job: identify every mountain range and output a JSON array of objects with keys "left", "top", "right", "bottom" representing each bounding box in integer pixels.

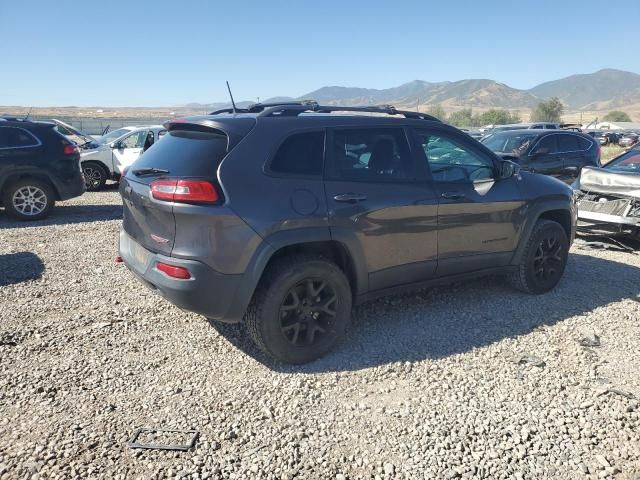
[{"left": 191, "top": 69, "right": 640, "bottom": 112}]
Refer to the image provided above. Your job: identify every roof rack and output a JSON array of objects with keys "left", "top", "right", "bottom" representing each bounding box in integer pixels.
[{"left": 210, "top": 101, "right": 441, "bottom": 122}]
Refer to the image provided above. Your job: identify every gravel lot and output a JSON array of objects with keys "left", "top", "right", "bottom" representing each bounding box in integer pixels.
[{"left": 1, "top": 188, "right": 639, "bottom": 480}]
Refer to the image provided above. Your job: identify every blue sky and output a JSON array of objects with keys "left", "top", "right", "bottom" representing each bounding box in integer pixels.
[{"left": 1, "top": 0, "right": 638, "bottom": 107}]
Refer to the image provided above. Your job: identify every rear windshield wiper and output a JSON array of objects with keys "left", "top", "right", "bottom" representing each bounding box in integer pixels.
[{"left": 132, "top": 168, "right": 170, "bottom": 177}]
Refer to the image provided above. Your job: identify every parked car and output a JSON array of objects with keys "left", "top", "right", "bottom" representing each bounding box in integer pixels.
[
  {"left": 618, "top": 133, "right": 639, "bottom": 148},
  {"left": 118, "top": 102, "right": 576, "bottom": 364},
  {"left": 80, "top": 125, "right": 166, "bottom": 190},
  {"left": 598, "top": 132, "right": 621, "bottom": 146},
  {"left": 574, "top": 145, "right": 640, "bottom": 239},
  {"left": 460, "top": 128, "right": 483, "bottom": 140},
  {"left": 481, "top": 129, "right": 601, "bottom": 184},
  {"left": 0, "top": 118, "right": 85, "bottom": 220}
]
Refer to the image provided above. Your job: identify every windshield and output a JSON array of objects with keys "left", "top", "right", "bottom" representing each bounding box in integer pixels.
[
  {"left": 606, "top": 149, "right": 640, "bottom": 173},
  {"left": 481, "top": 132, "right": 538, "bottom": 155},
  {"left": 98, "top": 128, "right": 132, "bottom": 144}
]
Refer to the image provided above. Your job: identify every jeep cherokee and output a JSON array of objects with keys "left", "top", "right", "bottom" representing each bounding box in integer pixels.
[{"left": 119, "top": 102, "right": 576, "bottom": 364}]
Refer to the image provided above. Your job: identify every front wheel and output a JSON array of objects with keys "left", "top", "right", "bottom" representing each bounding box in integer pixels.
[
  {"left": 508, "top": 219, "right": 569, "bottom": 294},
  {"left": 2, "top": 179, "right": 55, "bottom": 220},
  {"left": 245, "top": 255, "right": 352, "bottom": 364}
]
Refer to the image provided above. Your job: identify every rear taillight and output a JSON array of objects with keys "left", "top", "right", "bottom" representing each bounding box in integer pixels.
[
  {"left": 155, "top": 262, "right": 191, "bottom": 280},
  {"left": 63, "top": 144, "right": 79, "bottom": 155},
  {"left": 150, "top": 179, "right": 219, "bottom": 204}
]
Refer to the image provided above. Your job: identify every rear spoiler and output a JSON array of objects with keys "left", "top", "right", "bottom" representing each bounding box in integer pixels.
[{"left": 163, "top": 116, "right": 256, "bottom": 149}]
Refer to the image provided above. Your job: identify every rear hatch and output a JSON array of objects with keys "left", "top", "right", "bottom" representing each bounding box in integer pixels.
[{"left": 120, "top": 118, "right": 254, "bottom": 256}]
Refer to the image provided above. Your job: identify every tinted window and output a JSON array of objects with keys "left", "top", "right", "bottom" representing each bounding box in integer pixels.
[
  {"left": 0, "top": 127, "right": 39, "bottom": 148},
  {"left": 127, "top": 129, "right": 228, "bottom": 179},
  {"left": 557, "top": 134, "right": 580, "bottom": 152},
  {"left": 414, "top": 130, "right": 494, "bottom": 182},
  {"left": 328, "top": 128, "right": 415, "bottom": 181},
  {"left": 576, "top": 136, "right": 592, "bottom": 150},
  {"left": 270, "top": 131, "right": 324, "bottom": 176},
  {"left": 532, "top": 125, "right": 544, "bottom": 129},
  {"left": 482, "top": 132, "right": 537, "bottom": 154},
  {"left": 533, "top": 135, "right": 557, "bottom": 154}
]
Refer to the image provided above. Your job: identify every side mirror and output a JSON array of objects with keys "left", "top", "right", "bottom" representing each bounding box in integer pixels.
[
  {"left": 499, "top": 159, "right": 520, "bottom": 180},
  {"left": 112, "top": 142, "right": 123, "bottom": 150}
]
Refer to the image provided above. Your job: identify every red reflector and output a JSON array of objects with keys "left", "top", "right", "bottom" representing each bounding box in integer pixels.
[
  {"left": 156, "top": 262, "right": 191, "bottom": 279},
  {"left": 150, "top": 179, "right": 219, "bottom": 203},
  {"left": 63, "top": 144, "right": 79, "bottom": 155},
  {"left": 115, "top": 255, "right": 123, "bottom": 263}
]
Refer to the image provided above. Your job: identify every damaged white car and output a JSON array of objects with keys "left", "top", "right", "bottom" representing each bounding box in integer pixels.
[{"left": 574, "top": 147, "right": 640, "bottom": 239}]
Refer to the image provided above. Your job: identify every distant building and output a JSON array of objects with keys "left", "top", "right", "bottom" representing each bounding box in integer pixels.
[{"left": 583, "top": 121, "right": 640, "bottom": 131}]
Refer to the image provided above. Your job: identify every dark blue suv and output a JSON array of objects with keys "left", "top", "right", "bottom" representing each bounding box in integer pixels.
[
  {"left": 119, "top": 102, "right": 576, "bottom": 364},
  {"left": 0, "top": 118, "right": 85, "bottom": 220}
]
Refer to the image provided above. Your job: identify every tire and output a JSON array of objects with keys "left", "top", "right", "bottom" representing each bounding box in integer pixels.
[
  {"left": 245, "top": 254, "right": 352, "bottom": 364},
  {"left": 508, "top": 219, "right": 569, "bottom": 294},
  {"left": 2, "top": 178, "right": 55, "bottom": 221},
  {"left": 82, "top": 162, "right": 108, "bottom": 191}
]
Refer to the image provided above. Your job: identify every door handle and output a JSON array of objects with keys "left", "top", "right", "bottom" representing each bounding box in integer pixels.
[
  {"left": 333, "top": 193, "right": 367, "bottom": 203},
  {"left": 441, "top": 192, "right": 466, "bottom": 200}
]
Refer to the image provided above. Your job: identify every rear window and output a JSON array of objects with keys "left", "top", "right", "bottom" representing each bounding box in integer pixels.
[
  {"left": 269, "top": 131, "right": 324, "bottom": 176},
  {"left": 129, "top": 129, "right": 228, "bottom": 177},
  {"left": 0, "top": 126, "right": 40, "bottom": 148}
]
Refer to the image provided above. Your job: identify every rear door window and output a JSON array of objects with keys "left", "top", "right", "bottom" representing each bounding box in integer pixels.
[
  {"left": 0, "top": 127, "right": 40, "bottom": 149},
  {"left": 576, "top": 136, "right": 592, "bottom": 150},
  {"left": 269, "top": 131, "right": 324, "bottom": 176},
  {"left": 557, "top": 134, "right": 580, "bottom": 152},
  {"left": 533, "top": 135, "right": 558, "bottom": 155},
  {"left": 327, "top": 128, "right": 416, "bottom": 182}
]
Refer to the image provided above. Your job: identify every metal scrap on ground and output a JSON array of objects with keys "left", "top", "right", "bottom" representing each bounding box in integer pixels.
[{"left": 127, "top": 428, "right": 199, "bottom": 451}]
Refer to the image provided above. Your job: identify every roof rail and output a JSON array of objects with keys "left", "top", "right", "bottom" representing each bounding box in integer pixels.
[{"left": 209, "top": 101, "right": 441, "bottom": 122}]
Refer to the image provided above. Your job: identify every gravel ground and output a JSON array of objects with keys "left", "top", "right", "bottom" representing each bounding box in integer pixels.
[{"left": 1, "top": 188, "right": 639, "bottom": 480}]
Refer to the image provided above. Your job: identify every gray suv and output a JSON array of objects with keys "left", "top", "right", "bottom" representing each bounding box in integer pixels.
[{"left": 119, "top": 102, "right": 576, "bottom": 364}]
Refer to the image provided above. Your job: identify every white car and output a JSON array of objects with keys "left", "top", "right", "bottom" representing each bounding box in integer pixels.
[{"left": 80, "top": 125, "right": 166, "bottom": 190}]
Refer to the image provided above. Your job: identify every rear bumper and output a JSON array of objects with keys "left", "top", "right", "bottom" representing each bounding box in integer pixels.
[{"left": 119, "top": 230, "right": 244, "bottom": 322}]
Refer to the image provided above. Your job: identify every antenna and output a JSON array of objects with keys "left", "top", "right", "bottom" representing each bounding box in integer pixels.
[
  {"left": 226, "top": 81, "right": 237, "bottom": 114},
  {"left": 23, "top": 107, "right": 33, "bottom": 121}
]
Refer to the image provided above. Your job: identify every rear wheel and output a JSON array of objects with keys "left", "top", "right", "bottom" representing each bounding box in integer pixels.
[
  {"left": 82, "top": 162, "right": 107, "bottom": 191},
  {"left": 508, "top": 219, "right": 569, "bottom": 294},
  {"left": 2, "top": 179, "right": 55, "bottom": 220},
  {"left": 245, "top": 255, "right": 352, "bottom": 364}
]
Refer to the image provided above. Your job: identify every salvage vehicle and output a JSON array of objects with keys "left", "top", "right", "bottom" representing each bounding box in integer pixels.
[
  {"left": 118, "top": 101, "right": 576, "bottom": 364},
  {"left": 574, "top": 146, "right": 640, "bottom": 239},
  {"left": 481, "top": 129, "right": 600, "bottom": 184},
  {"left": 0, "top": 117, "right": 85, "bottom": 220},
  {"left": 618, "top": 133, "right": 639, "bottom": 148},
  {"left": 80, "top": 125, "right": 166, "bottom": 190}
]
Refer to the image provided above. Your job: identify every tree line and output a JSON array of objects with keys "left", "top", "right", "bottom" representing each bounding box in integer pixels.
[{"left": 424, "top": 98, "right": 632, "bottom": 128}]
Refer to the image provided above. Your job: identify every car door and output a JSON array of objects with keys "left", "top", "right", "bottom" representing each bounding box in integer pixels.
[
  {"left": 324, "top": 126, "right": 439, "bottom": 292},
  {"left": 556, "top": 133, "right": 585, "bottom": 183},
  {"left": 412, "top": 127, "right": 525, "bottom": 276},
  {"left": 526, "top": 133, "right": 564, "bottom": 179},
  {"left": 112, "top": 130, "right": 149, "bottom": 174}
]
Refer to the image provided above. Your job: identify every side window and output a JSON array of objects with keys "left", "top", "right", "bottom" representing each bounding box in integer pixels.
[
  {"left": 576, "top": 136, "right": 592, "bottom": 150},
  {"left": 414, "top": 130, "right": 494, "bottom": 183},
  {"left": 121, "top": 130, "right": 147, "bottom": 149},
  {"left": 328, "top": 128, "right": 415, "bottom": 181},
  {"left": 557, "top": 134, "right": 580, "bottom": 152},
  {"left": 0, "top": 127, "right": 39, "bottom": 149},
  {"left": 532, "top": 125, "right": 544, "bottom": 129},
  {"left": 270, "top": 131, "right": 324, "bottom": 176},
  {"left": 533, "top": 135, "right": 557, "bottom": 155}
]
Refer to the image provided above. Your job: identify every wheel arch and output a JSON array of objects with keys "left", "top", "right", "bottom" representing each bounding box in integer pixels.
[
  {"left": 223, "top": 229, "right": 366, "bottom": 323},
  {"left": 0, "top": 173, "right": 61, "bottom": 201}
]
